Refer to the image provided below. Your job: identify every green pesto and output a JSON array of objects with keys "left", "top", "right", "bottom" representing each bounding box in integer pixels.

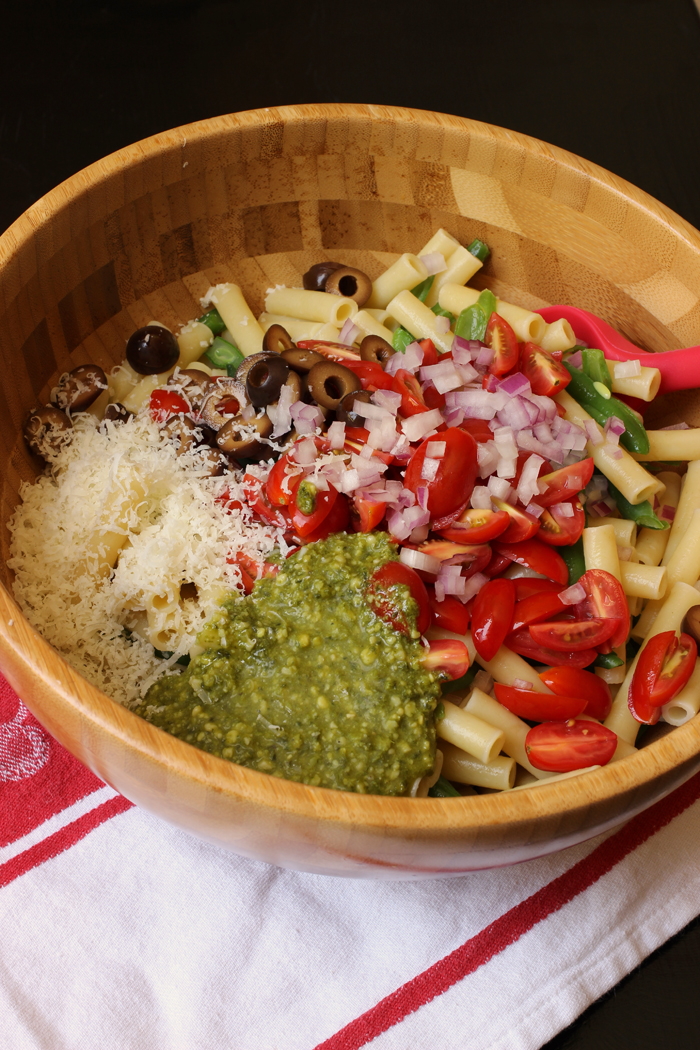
[
  {"left": 138, "top": 532, "right": 441, "bottom": 795},
  {"left": 295, "top": 479, "right": 317, "bottom": 516}
]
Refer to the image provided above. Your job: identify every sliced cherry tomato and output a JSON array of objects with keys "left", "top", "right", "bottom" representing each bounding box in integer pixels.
[
  {"left": 520, "top": 342, "right": 572, "bottom": 397},
  {"left": 513, "top": 452, "right": 552, "bottom": 486},
  {"left": 301, "top": 491, "right": 350, "bottom": 543},
  {"left": 471, "top": 578, "right": 516, "bottom": 661},
  {"left": 512, "top": 578, "right": 565, "bottom": 601},
  {"left": 459, "top": 419, "right": 494, "bottom": 443},
  {"left": 484, "top": 551, "right": 512, "bottom": 578},
  {"left": 416, "top": 539, "right": 492, "bottom": 571},
  {"left": 422, "top": 639, "right": 470, "bottom": 679},
  {"left": 265, "top": 452, "right": 300, "bottom": 506},
  {"left": 422, "top": 382, "right": 446, "bottom": 410},
  {"left": 149, "top": 389, "right": 190, "bottom": 423},
  {"left": 537, "top": 499, "right": 585, "bottom": 546},
  {"left": 628, "top": 631, "right": 697, "bottom": 723},
  {"left": 575, "top": 569, "right": 630, "bottom": 649},
  {"left": 366, "top": 561, "right": 431, "bottom": 635},
  {"left": 351, "top": 496, "right": 386, "bottom": 533},
  {"left": 539, "top": 666, "right": 613, "bottom": 721},
  {"left": 434, "top": 507, "right": 510, "bottom": 544},
  {"left": 529, "top": 617, "right": 618, "bottom": 652},
  {"left": 492, "top": 538, "right": 568, "bottom": 585},
  {"left": 288, "top": 477, "right": 339, "bottom": 537},
  {"left": 427, "top": 591, "right": 470, "bottom": 634},
  {"left": 485, "top": 312, "right": 519, "bottom": 376},
  {"left": 490, "top": 498, "right": 540, "bottom": 543},
  {"left": 505, "top": 628, "right": 598, "bottom": 668},
  {"left": 342, "top": 359, "right": 395, "bottom": 391},
  {"left": 228, "top": 552, "right": 256, "bottom": 595},
  {"left": 525, "top": 719, "right": 618, "bottom": 771},
  {"left": 295, "top": 340, "right": 362, "bottom": 363},
  {"left": 430, "top": 501, "right": 471, "bottom": 531},
  {"left": 536, "top": 459, "right": 595, "bottom": 508},
  {"left": 493, "top": 684, "right": 587, "bottom": 721},
  {"left": 391, "top": 368, "right": 428, "bottom": 416},
  {"left": 510, "top": 590, "right": 567, "bottom": 633},
  {"left": 404, "top": 428, "right": 478, "bottom": 521},
  {"left": 342, "top": 426, "right": 394, "bottom": 466},
  {"left": 243, "top": 473, "right": 289, "bottom": 529},
  {"left": 418, "top": 338, "right": 439, "bottom": 367}
]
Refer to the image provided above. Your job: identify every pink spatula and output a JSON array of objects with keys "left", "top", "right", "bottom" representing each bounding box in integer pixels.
[{"left": 537, "top": 305, "right": 700, "bottom": 394}]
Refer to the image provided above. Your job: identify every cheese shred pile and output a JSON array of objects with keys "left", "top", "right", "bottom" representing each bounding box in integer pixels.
[{"left": 8, "top": 415, "right": 282, "bottom": 706}]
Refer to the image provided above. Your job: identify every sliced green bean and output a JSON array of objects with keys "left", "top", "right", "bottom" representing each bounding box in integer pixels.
[
  {"left": 560, "top": 537, "right": 586, "bottom": 585},
  {"left": 581, "top": 348, "right": 612, "bottom": 391},
  {"left": 393, "top": 326, "right": 416, "bottom": 354},
  {"left": 467, "top": 238, "right": 490, "bottom": 263},
  {"left": 478, "top": 289, "right": 497, "bottom": 324},
  {"left": 563, "top": 363, "right": 650, "bottom": 454},
  {"left": 455, "top": 303, "right": 487, "bottom": 342},
  {"left": 594, "top": 651, "right": 625, "bottom": 669},
  {"left": 411, "top": 275, "right": 435, "bottom": 303},
  {"left": 198, "top": 307, "right": 226, "bottom": 336},
  {"left": 431, "top": 304, "right": 455, "bottom": 323},
  {"left": 204, "top": 336, "right": 245, "bottom": 371},
  {"left": 428, "top": 775, "right": 462, "bottom": 798},
  {"left": 607, "top": 480, "right": 668, "bottom": 530}
]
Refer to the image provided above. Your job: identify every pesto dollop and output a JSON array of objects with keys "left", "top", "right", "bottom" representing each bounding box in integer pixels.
[{"left": 137, "top": 532, "right": 440, "bottom": 795}]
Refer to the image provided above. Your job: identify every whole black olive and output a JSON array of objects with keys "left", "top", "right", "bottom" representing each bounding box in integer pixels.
[
  {"left": 24, "top": 405, "right": 72, "bottom": 458},
  {"left": 336, "top": 388, "right": 372, "bottom": 426},
  {"left": 262, "top": 324, "right": 295, "bottom": 355},
  {"left": 302, "top": 260, "right": 344, "bottom": 292},
  {"left": 324, "top": 266, "right": 373, "bottom": 307},
  {"left": 360, "top": 334, "right": 395, "bottom": 366},
  {"left": 103, "top": 402, "right": 133, "bottom": 426},
  {"left": 246, "top": 355, "right": 290, "bottom": 408},
  {"left": 217, "top": 413, "right": 273, "bottom": 460},
  {"left": 126, "top": 325, "right": 180, "bottom": 375},
  {"left": 682, "top": 606, "right": 700, "bottom": 647},
  {"left": 306, "top": 361, "right": 362, "bottom": 410},
  {"left": 52, "top": 364, "right": 108, "bottom": 412},
  {"left": 281, "top": 347, "right": 325, "bottom": 374}
]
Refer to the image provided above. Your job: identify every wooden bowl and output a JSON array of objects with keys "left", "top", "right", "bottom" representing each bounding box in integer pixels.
[{"left": 2, "top": 103, "right": 700, "bottom": 879}]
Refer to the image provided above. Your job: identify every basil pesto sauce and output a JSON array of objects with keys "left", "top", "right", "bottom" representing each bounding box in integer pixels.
[{"left": 138, "top": 532, "right": 440, "bottom": 795}]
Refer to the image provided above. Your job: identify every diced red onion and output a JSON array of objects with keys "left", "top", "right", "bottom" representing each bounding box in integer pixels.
[
  {"left": 659, "top": 422, "right": 690, "bottom": 431},
  {"left": 403, "top": 505, "right": 431, "bottom": 530},
  {"left": 498, "top": 372, "right": 531, "bottom": 397},
  {"left": 588, "top": 500, "right": 610, "bottom": 517},
  {"left": 568, "top": 350, "right": 583, "bottom": 368},
  {"left": 605, "top": 429, "right": 620, "bottom": 447},
  {"left": 417, "top": 485, "right": 430, "bottom": 511},
  {"left": 455, "top": 361, "right": 479, "bottom": 385},
  {"left": 496, "top": 396, "right": 534, "bottom": 431},
  {"left": 552, "top": 501, "right": 574, "bottom": 518},
  {"left": 513, "top": 678, "right": 533, "bottom": 691},
  {"left": 338, "top": 468, "right": 361, "bottom": 493},
  {"left": 325, "top": 421, "right": 345, "bottom": 450},
  {"left": 488, "top": 475, "right": 512, "bottom": 500},
  {"left": 421, "top": 457, "right": 440, "bottom": 482},
  {"left": 476, "top": 345, "right": 495, "bottom": 368},
  {"left": 372, "top": 389, "right": 401, "bottom": 413},
  {"left": 435, "top": 579, "right": 446, "bottom": 602},
  {"left": 359, "top": 442, "right": 374, "bottom": 460},
  {"left": 387, "top": 508, "right": 412, "bottom": 541},
  {"left": 525, "top": 502, "right": 544, "bottom": 518},
  {"left": 354, "top": 400, "right": 390, "bottom": 420},
  {"left": 516, "top": 453, "right": 544, "bottom": 507},
  {"left": 662, "top": 505, "right": 676, "bottom": 521},
  {"left": 461, "top": 572, "right": 489, "bottom": 603},
  {"left": 448, "top": 388, "right": 506, "bottom": 420},
  {"left": 397, "top": 487, "right": 416, "bottom": 508},
  {"left": 611, "top": 447, "right": 624, "bottom": 459},
  {"left": 267, "top": 384, "right": 296, "bottom": 437},
  {"left": 384, "top": 340, "right": 424, "bottom": 377},
  {"left": 482, "top": 373, "right": 499, "bottom": 393},
  {"left": 585, "top": 419, "right": 603, "bottom": 446},
  {"left": 425, "top": 440, "right": 446, "bottom": 458},
  {"left": 442, "top": 407, "right": 465, "bottom": 427},
  {"left": 338, "top": 318, "right": 361, "bottom": 345},
  {"left": 295, "top": 437, "right": 318, "bottom": 465},
  {"left": 559, "top": 582, "right": 586, "bottom": 605},
  {"left": 605, "top": 416, "right": 626, "bottom": 436},
  {"left": 400, "top": 546, "right": 441, "bottom": 574},
  {"left": 409, "top": 523, "right": 430, "bottom": 543},
  {"left": 241, "top": 403, "right": 256, "bottom": 422},
  {"left": 471, "top": 485, "right": 491, "bottom": 510},
  {"left": 477, "top": 440, "right": 500, "bottom": 478},
  {"left": 419, "top": 252, "right": 447, "bottom": 275},
  {"left": 434, "top": 314, "right": 451, "bottom": 334},
  {"left": 613, "top": 359, "right": 642, "bottom": 378},
  {"left": 401, "top": 408, "right": 443, "bottom": 442}
]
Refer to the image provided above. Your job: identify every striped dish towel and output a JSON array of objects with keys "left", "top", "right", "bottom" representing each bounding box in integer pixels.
[{"left": 2, "top": 674, "right": 700, "bottom": 1050}]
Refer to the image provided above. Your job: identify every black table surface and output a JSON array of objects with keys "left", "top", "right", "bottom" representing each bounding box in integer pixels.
[{"left": 2, "top": 2, "right": 700, "bottom": 1046}]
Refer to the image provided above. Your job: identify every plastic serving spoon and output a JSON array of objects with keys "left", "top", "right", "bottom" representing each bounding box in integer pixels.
[{"left": 536, "top": 304, "right": 700, "bottom": 394}]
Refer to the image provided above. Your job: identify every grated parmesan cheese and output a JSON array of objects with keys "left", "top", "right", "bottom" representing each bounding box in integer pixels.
[{"left": 8, "top": 414, "right": 282, "bottom": 707}]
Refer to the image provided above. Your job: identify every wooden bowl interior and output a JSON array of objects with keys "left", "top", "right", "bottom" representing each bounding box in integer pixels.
[{"left": 2, "top": 104, "right": 700, "bottom": 870}]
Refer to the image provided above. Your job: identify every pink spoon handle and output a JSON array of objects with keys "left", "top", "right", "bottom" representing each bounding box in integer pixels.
[{"left": 537, "top": 305, "right": 700, "bottom": 394}]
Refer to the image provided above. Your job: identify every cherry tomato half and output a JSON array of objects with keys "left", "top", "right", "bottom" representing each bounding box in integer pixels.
[
  {"left": 427, "top": 591, "right": 471, "bottom": 634},
  {"left": 537, "top": 459, "right": 595, "bottom": 508},
  {"left": 493, "top": 684, "right": 587, "bottom": 721},
  {"left": 485, "top": 313, "right": 519, "bottom": 376},
  {"left": 492, "top": 537, "right": 569, "bottom": 585},
  {"left": 539, "top": 666, "right": 613, "bottom": 721},
  {"left": 404, "top": 427, "right": 478, "bottom": 521},
  {"left": 505, "top": 628, "right": 598, "bottom": 668},
  {"left": 243, "top": 473, "right": 289, "bottom": 529},
  {"left": 513, "top": 578, "right": 566, "bottom": 601},
  {"left": 628, "top": 631, "right": 697, "bottom": 723},
  {"left": 416, "top": 539, "right": 492, "bottom": 572},
  {"left": 366, "top": 561, "right": 431, "bottom": 635},
  {"left": 525, "top": 719, "right": 618, "bottom": 771},
  {"left": 510, "top": 590, "right": 567, "bottom": 633},
  {"left": 418, "top": 338, "right": 439, "bottom": 367},
  {"left": 529, "top": 617, "right": 618, "bottom": 652},
  {"left": 301, "top": 492, "right": 350, "bottom": 544},
  {"left": 149, "top": 389, "right": 190, "bottom": 423},
  {"left": 471, "top": 578, "right": 516, "bottom": 661},
  {"left": 342, "top": 359, "right": 395, "bottom": 391},
  {"left": 288, "top": 477, "right": 339, "bottom": 537},
  {"left": 266, "top": 451, "right": 299, "bottom": 506},
  {"left": 351, "top": 496, "right": 386, "bottom": 533},
  {"left": 575, "top": 569, "right": 630, "bottom": 650},
  {"left": 391, "top": 368, "right": 428, "bottom": 416},
  {"left": 434, "top": 507, "right": 510, "bottom": 544},
  {"left": 459, "top": 419, "right": 494, "bottom": 443},
  {"left": 422, "top": 639, "right": 470, "bottom": 679},
  {"left": 520, "top": 342, "right": 572, "bottom": 397},
  {"left": 538, "top": 499, "right": 586, "bottom": 546},
  {"left": 490, "top": 498, "right": 541, "bottom": 543}
]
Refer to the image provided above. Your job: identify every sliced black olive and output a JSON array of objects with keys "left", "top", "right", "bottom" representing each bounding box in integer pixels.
[
  {"left": 216, "top": 413, "right": 273, "bottom": 461},
  {"left": 52, "top": 364, "right": 108, "bottom": 412},
  {"left": 302, "top": 260, "right": 343, "bottom": 292},
  {"left": 336, "top": 388, "right": 372, "bottom": 426},
  {"left": 281, "top": 347, "right": 325, "bottom": 374},
  {"left": 282, "top": 369, "right": 303, "bottom": 403},
  {"left": 162, "top": 414, "right": 198, "bottom": 454},
  {"left": 324, "top": 266, "right": 372, "bottom": 307},
  {"left": 103, "top": 402, "right": 133, "bottom": 426},
  {"left": 306, "top": 360, "right": 362, "bottom": 410},
  {"left": 194, "top": 447, "right": 228, "bottom": 477},
  {"left": 167, "top": 368, "right": 213, "bottom": 410},
  {"left": 126, "top": 325, "right": 180, "bottom": 375},
  {"left": 24, "top": 405, "right": 72, "bottom": 458},
  {"left": 234, "top": 351, "right": 277, "bottom": 388},
  {"left": 262, "top": 324, "right": 295, "bottom": 355},
  {"left": 199, "top": 378, "right": 248, "bottom": 431},
  {"left": 246, "top": 355, "right": 291, "bottom": 408},
  {"left": 360, "top": 334, "right": 395, "bottom": 366},
  {"left": 682, "top": 606, "right": 700, "bottom": 646}
]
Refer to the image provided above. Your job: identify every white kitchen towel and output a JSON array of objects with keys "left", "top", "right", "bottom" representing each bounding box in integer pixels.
[{"left": 3, "top": 675, "right": 700, "bottom": 1050}]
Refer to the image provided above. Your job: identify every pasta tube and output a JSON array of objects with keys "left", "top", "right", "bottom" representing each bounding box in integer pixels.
[
  {"left": 437, "top": 629, "right": 552, "bottom": 693},
  {"left": 440, "top": 742, "right": 515, "bottom": 791},
  {"left": 258, "top": 313, "right": 339, "bottom": 343},
  {"left": 661, "top": 662, "right": 700, "bottom": 726},
  {"left": 609, "top": 362, "right": 661, "bottom": 401},
  {"left": 437, "top": 283, "right": 546, "bottom": 343},
  {"left": 634, "top": 429, "right": 700, "bottom": 462},
  {"left": 209, "top": 284, "right": 266, "bottom": 357},
  {"left": 586, "top": 516, "right": 637, "bottom": 548},
  {"left": 583, "top": 524, "right": 622, "bottom": 582},
  {"left": 418, "top": 228, "right": 461, "bottom": 261},
  {"left": 636, "top": 471, "right": 682, "bottom": 566},
  {"left": 177, "top": 320, "right": 214, "bottom": 366},
  {"left": 351, "top": 309, "right": 396, "bottom": 346},
  {"left": 619, "top": 561, "right": 667, "bottom": 601},
  {"left": 463, "top": 689, "right": 554, "bottom": 780},
  {"left": 540, "top": 318, "right": 577, "bottom": 353},
  {"left": 633, "top": 508, "right": 700, "bottom": 638},
  {"left": 424, "top": 246, "right": 483, "bottom": 307},
  {"left": 437, "top": 701, "right": 505, "bottom": 765},
  {"left": 264, "top": 287, "right": 357, "bottom": 328},
  {"left": 366, "top": 254, "right": 429, "bottom": 310},
  {"left": 385, "top": 290, "right": 454, "bottom": 355}
]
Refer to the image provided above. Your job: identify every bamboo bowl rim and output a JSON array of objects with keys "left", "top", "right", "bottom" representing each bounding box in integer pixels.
[{"left": 2, "top": 102, "right": 700, "bottom": 836}]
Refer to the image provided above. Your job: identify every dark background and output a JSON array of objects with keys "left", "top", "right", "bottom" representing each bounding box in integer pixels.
[{"left": 2, "top": 0, "right": 700, "bottom": 1046}]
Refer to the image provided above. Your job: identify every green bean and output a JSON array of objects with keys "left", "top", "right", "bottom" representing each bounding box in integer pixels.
[
  {"left": 455, "top": 303, "right": 487, "bottom": 342},
  {"left": 467, "top": 238, "right": 491, "bottom": 263},
  {"left": 428, "top": 775, "right": 462, "bottom": 798},
  {"left": 563, "top": 363, "right": 650, "bottom": 454},
  {"left": 198, "top": 307, "right": 226, "bottom": 336},
  {"left": 392, "top": 326, "right": 416, "bottom": 354},
  {"left": 606, "top": 480, "right": 668, "bottom": 530},
  {"left": 478, "top": 289, "right": 497, "bottom": 324},
  {"left": 581, "top": 348, "right": 612, "bottom": 391},
  {"left": 410, "top": 275, "right": 435, "bottom": 303},
  {"left": 560, "top": 537, "right": 586, "bottom": 585},
  {"left": 204, "top": 336, "right": 245, "bottom": 371},
  {"left": 431, "top": 304, "right": 455, "bottom": 323},
  {"left": 594, "top": 651, "right": 625, "bottom": 669}
]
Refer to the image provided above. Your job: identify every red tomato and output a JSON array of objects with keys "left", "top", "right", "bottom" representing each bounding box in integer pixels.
[
  {"left": 288, "top": 478, "right": 339, "bottom": 537},
  {"left": 391, "top": 368, "right": 428, "bottom": 416},
  {"left": 536, "top": 459, "right": 595, "bottom": 507},
  {"left": 628, "top": 631, "right": 697, "bottom": 724},
  {"left": 243, "top": 473, "right": 289, "bottom": 529},
  {"left": 485, "top": 313, "right": 519, "bottom": 376},
  {"left": 510, "top": 591, "right": 567, "bottom": 633},
  {"left": 529, "top": 617, "right": 618, "bottom": 651},
  {"left": 459, "top": 419, "right": 494, "bottom": 443},
  {"left": 525, "top": 719, "right": 618, "bottom": 771},
  {"left": 493, "top": 684, "right": 587, "bottom": 721},
  {"left": 228, "top": 552, "right": 256, "bottom": 595},
  {"left": 422, "top": 382, "right": 446, "bottom": 410},
  {"left": 149, "top": 389, "right": 190, "bottom": 422},
  {"left": 484, "top": 551, "right": 512, "bottom": 578},
  {"left": 366, "top": 561, "right": 431, "bottom": 635},
  {"left": 416, "top": 539, "right": 492, "bottom": 572},
  {"left": 537, "top": 499, "right": 585, "bottom": 546},
  {"left": 302, "top": 492, "right": 350, "bottom": 543},
  {"left": 429, "top": 501, "right": 471, "bottom": 531},
  {"left": 492, "top": 538, "right": 569, "bottom": 585},
  {"left": 505, "top": 628, "right": 598, "bottom": 668},
  {"left": 418, "top": 338, "right": 439, "bottom": 366},
  {"left": 575, "top": 569, "right": 630, "bottom": 649},
  {"left": 266, "top": 452, "right": 299, "bottom": 506},
  {"left": 471, "top": 578, "right": 516, "bottom": 661},
  {"left": 513, "top": 578, "right": 565, "bottom": 601},
  {"left": 435, "top": 507, "right": 510, "bottom": 544},
  {"left": 404, "top": 428, "right": 478, "bottom": 521},
  {"left": 513, "top": 452, "right": 552, "bottom": 486},
  {"left": 351, "top": 496, "right": 386, "bottom": 533},
  {"left": 428, "top": 591, "right": 470, "bottom": 634},
  {"left": 342, "top": 426, "right": 394, "bottom": 466},
  {"left": 422, "top": 639, "right": 470, "bottom": 679},
  {"left": 490, "top": 498, "right": 541, "bottom": 543},
  {"left": 520, "top": 342, "right": 572, "bottom": 397},
  {"left": 295, "top": 340, "right": 362, "bottom": 363},
  {"left": 539, "top": 666, "right": 613, "bottom": 721},
  {"left": 342, "top": 359, "right": 395, "bottom": 391}
]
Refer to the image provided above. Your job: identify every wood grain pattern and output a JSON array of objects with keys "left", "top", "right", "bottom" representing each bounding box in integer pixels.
[{"left": 2, "top": 103, "right": 700, "bottom": 877}]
